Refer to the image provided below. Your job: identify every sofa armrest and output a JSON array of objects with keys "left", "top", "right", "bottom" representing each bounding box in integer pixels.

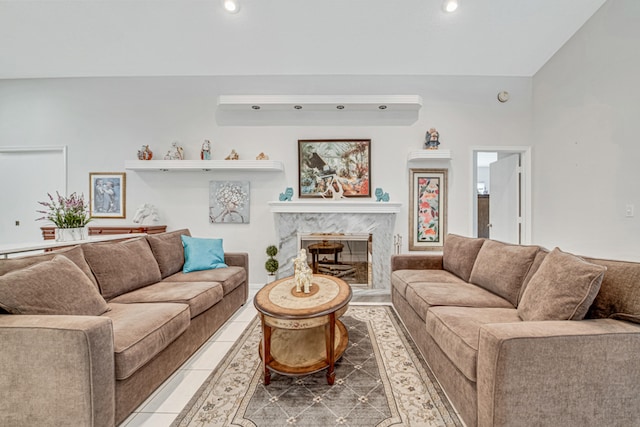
[
  {"left": 391, "top": 254, "right": 443, "bottom": 271},
  {"left": 224, "top": 252, "right": 249, "bottom": 284},
  {"left": 0, "top": 314, "right": 115, "bottom": 427},
  {"left": 477, "top": 318, "right": 640, "bottom": 427}
]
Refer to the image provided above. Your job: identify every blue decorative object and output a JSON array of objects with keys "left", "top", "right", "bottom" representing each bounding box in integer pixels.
[
  {"left": 375, "top": 187, "right": 390, "bottom": 202},
  {"left": 424, "top": 127, "right": 441, "bottom": 150},
  {"left": 181, "top": 235, "right": 228, "bottom": 273},
  {"left": 279, "top": 187, "right": 294, "bottom": 201}
]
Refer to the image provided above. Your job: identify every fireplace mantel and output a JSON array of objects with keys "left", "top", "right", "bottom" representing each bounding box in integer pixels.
[{"left": 269, "top": 201, "right": 401, "bottom": 214}]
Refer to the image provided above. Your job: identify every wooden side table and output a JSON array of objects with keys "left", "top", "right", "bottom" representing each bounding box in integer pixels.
[
  {"left": 254, "top": 274, "right": 352, "bottom": 385},
  {"left": 307, "top": 241, "right": 344, "bottom": 273},
  {"left": 41, "top": 225, "right": 167, "bottom": 240}
]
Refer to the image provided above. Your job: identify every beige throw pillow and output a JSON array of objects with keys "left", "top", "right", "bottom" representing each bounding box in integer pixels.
[
  {"left": 443, "top": 234, "right": 485, "bottom": 282},
  {"left": 0, "top": 255, "right": 109, "bottom": 316},
  {"left": 518, "top": 247, "right": 606, "bottom": 321},
  {"left": 469, "top": 240, "right": 539, "bottom": 306},
  {"left": 83, "top": 237, "right": 162, "bottom": 300}
]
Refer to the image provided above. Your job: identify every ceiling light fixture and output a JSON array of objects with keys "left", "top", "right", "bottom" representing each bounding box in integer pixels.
[
  {"left": 443, "top": 0, "right": 458, "bottom": 13},
  {"left": 336, "top": 105, "right": 345, "bottom": 110},
  {"left": 223, "top": 0, "right": 240, "bottom": 14}
]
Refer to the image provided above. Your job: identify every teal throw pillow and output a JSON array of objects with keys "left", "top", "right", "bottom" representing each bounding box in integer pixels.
[{"left": 181, "top": 235, "right": 228, "bottom": 273}]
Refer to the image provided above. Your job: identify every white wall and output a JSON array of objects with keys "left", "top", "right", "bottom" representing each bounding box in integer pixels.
[
  {"left": 532, "top": 0, "right": 640, "bottom": 261},
  {"left": 0, "top": 75, "right": 532, "bottom": 282}
]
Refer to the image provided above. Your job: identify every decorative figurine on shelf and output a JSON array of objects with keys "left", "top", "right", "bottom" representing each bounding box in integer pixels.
[
  {"left": 164, "top": 141, "right": 184, "bottom": 160},
  {"left": 279, "top": 187, "right": 294, "bottom": 201},
  {"left": 375, "top": 187, "right": 390, "bottom": 202},
  {"left": 137, "top": 145, "right": 153, "bottom": 160},
  {"left": 225, "top": 149, "right": 239, "bottom": 160},
  {"left": 132, "top": 203, "right": 160, "bottom": 225},
  {"left": 293, "top": 248, "right": 313, "bottom": 293},
  {"left": 424, "top": 128, "right": 440, "bottom": 150},
  {"left": 201, "top": 140, "right": 212, "bottom": 160},
  {"left": 256, "top": 152, "right": 269, "bottom": 160}
]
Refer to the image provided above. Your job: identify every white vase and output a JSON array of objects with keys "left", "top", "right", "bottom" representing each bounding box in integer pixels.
[
  {"left": 266, "top": 274, "right": 276, "bottom": 284},
  {"left": 55, "top": 227, "right": 89, "bottom": 242}
]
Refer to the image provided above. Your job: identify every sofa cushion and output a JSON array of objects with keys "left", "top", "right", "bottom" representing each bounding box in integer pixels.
[
  {"left": 146, "top": 229, "right": 191, "bottom": 278},
  {"left": 181, "top": 235, "right": 228, "bottom": 273},
  {"left": 426, "top": 306, "right": 521, "bottom": 382},
  {"left": 584, "top": 257, "right": 640, "bottom": 323},
  {"left": 443, "top": 234, "right": 485, "bottom": 282},
  {"left": 391, "top": 269, "right": 467, "bottom": 299},
  {"left": 518, "top": 248, "right": 606, "bottom": 321},
  {"left": 405, "top": 281, "right": 514, "bottom": 322},
  {"left": 517, "top": 248, "right": 549, "bottom": 305},
  {"left": 163, "top": 266, "right": 246, "bottom": 296},
  {"left": 469, "top": 240, "right": 539, "bottom": 306},
  {"left": 0, "top": 245, "right": 98, "bottom": 290},
  {"left": 108, "top": 281, "right": 223, "bottom": 318},
  {"left": 0, "top": 255, "right": 109, "bottom": 316},
  {"left": 83, "top": 238, "right": 162, "bottom": 300},
  {"left": 104, "top": 302, "right": 190, "bottom": 380}
]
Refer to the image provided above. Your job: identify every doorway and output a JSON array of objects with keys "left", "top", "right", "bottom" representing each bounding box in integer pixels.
[
  {"left": 0, "top": 147, "right": 67, "bottom": 245},
  {"left": 472, "top": 147, "right": 531, "bottom": 244}
]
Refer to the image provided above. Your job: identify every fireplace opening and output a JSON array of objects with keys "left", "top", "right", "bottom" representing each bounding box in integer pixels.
[{"left": 299, "top": 233, "right": 372, "bottom": 288}]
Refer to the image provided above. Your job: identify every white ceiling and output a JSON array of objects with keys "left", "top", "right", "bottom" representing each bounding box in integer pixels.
[{"left": 0, "top": 0, "right": 607, "bottom": 79}]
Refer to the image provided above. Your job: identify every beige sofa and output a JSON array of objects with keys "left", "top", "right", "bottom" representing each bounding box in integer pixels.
[
  {"left": 0, "top": 229, "right": 248, "bottom": 426},
  {"left": 391, "top": 234, "right": 640, "bottom": 427}
]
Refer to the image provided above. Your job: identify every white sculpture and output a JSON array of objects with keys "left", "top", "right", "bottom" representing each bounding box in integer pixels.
[
  {"left": 164, "top": 141, "right": 184, "bottom": 160},
  {"left": 293, "top": 248, "right": 313, "bottom": 293},
  {"left": 132, "top": 204, "right": 160, "bottom": 225}
]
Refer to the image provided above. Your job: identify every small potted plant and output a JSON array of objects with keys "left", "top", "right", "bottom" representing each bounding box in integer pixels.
[
  {"left": 37, "top": 191, "right": 91, "bottom": 242},
  {"left": 265, "top": 245, "right": 279, "bottom": 283}
]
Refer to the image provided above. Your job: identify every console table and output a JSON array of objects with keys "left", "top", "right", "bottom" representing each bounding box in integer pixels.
[
  {"left": 40, "top": 225, "right": 166, "bottom": 240},
  {"left": 0, "top": 234, "right": 147, "bottom": 259}
]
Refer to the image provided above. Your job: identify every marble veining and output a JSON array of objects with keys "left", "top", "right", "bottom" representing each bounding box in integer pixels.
[{"left": 273, "top": 212, "right": 396, "bottom": 289}]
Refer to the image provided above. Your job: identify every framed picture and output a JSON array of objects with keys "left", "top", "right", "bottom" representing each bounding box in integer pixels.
[
  {"left": 298, "top": 139, "right": 371, "bottom": 198},
  {"left": 89, "top": 172, "right": 126, "bottom": 218},
  {"left": 209, "top": 180, "right": 250, "bottom": 223},
  {"left": 409, "top": 168, "right": 447, "bottom": 251}
]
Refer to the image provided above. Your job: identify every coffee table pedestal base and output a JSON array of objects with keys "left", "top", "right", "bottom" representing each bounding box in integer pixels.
[{"left": 259, "top": 319, "right": 348, "bottom": 385}]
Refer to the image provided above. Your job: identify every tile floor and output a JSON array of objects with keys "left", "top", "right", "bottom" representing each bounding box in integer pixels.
[{"left": 119, "top": 286, "right": 391, "bottom": 426}]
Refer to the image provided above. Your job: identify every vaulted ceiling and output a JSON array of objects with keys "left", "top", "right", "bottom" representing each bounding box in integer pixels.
[{"left": 0, "top": 0, "right": 607, "bottom": 79}]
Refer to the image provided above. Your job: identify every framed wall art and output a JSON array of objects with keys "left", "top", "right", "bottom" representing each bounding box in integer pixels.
[
  {"left": 409, "top": 168, "right": 447, "bottom": 251},
  {"left": 298, "top": 139, "right": 371, "bottom": 198},
  {"left": 89, "top": 172, "right": 126, "bottom": 218},
  {"left": 209, "top": 180, "right": 250, "bottom": 223}
]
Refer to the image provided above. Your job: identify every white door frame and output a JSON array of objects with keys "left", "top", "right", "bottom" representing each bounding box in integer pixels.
[
  {"left": 0, "top": 146, "right": 68, "bottom": 193},
  {"left": 471, "top": 146, "right": 531, "bottom": 244}
]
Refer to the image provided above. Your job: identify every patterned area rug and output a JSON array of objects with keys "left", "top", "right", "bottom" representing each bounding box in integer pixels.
[{"left": 172, "top": 305, "right": 462, "bottom": 427}]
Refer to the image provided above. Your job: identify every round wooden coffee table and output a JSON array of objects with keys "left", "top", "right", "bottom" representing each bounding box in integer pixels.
[{"left": 253, "top": 274, "right": 352, "bottom": 385}]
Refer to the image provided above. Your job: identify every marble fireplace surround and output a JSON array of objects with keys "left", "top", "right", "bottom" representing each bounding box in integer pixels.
[{"left": 269, "top": 201, "right": 401, "bottom": 290}]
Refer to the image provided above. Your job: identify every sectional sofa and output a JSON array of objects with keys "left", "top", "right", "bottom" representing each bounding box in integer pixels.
[
  {"left": 0, "top": 229, "right": 248, "bottom": 426},
  {"left": 392, "top": 234, "right": 640, "bottom": 427}
]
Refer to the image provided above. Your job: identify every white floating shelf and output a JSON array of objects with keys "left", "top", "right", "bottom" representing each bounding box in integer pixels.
[
  {"left": 407, "top": 150, "right": 452, "bottom": 161},
  {"left": 216, "top": 95, "right": 422, "bottom": 126},
  {"left": 125, "top": 160, "right": 284, "bottom": 172},
  {"left": 269, "top": 201, "right": 401, "bottom": 214}
]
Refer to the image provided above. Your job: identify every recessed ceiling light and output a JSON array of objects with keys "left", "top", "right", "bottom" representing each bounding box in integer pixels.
[
  {"left": 223, "top": 0, "right": 240, "bottom": 14},
  {"left": 294, "top": 105, "right": 303, "bottom": 110},
  {"left": 251, "top": 105, "right": 260, "bottom": 110},
  {"left": 378, "top": 105, "right": 387, "bottom": 110},
  {"left": 336, "top": 105, "right": 345, "bottom": 110},
  {"left": 443, "top": 0, "right": 458, "bottom": 13}
]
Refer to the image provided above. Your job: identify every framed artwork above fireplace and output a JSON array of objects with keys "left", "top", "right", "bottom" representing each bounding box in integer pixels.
[
  {"left": 409, "top": 168, "right": 448, "bottom": 251},
  {"left": 298, "top": 139, "right": 371, "bottom": 198}
]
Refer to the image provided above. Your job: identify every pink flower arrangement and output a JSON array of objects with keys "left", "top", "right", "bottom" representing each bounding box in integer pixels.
[{"left": 37, "top": 192, "right": 91, "bottom": 228}]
